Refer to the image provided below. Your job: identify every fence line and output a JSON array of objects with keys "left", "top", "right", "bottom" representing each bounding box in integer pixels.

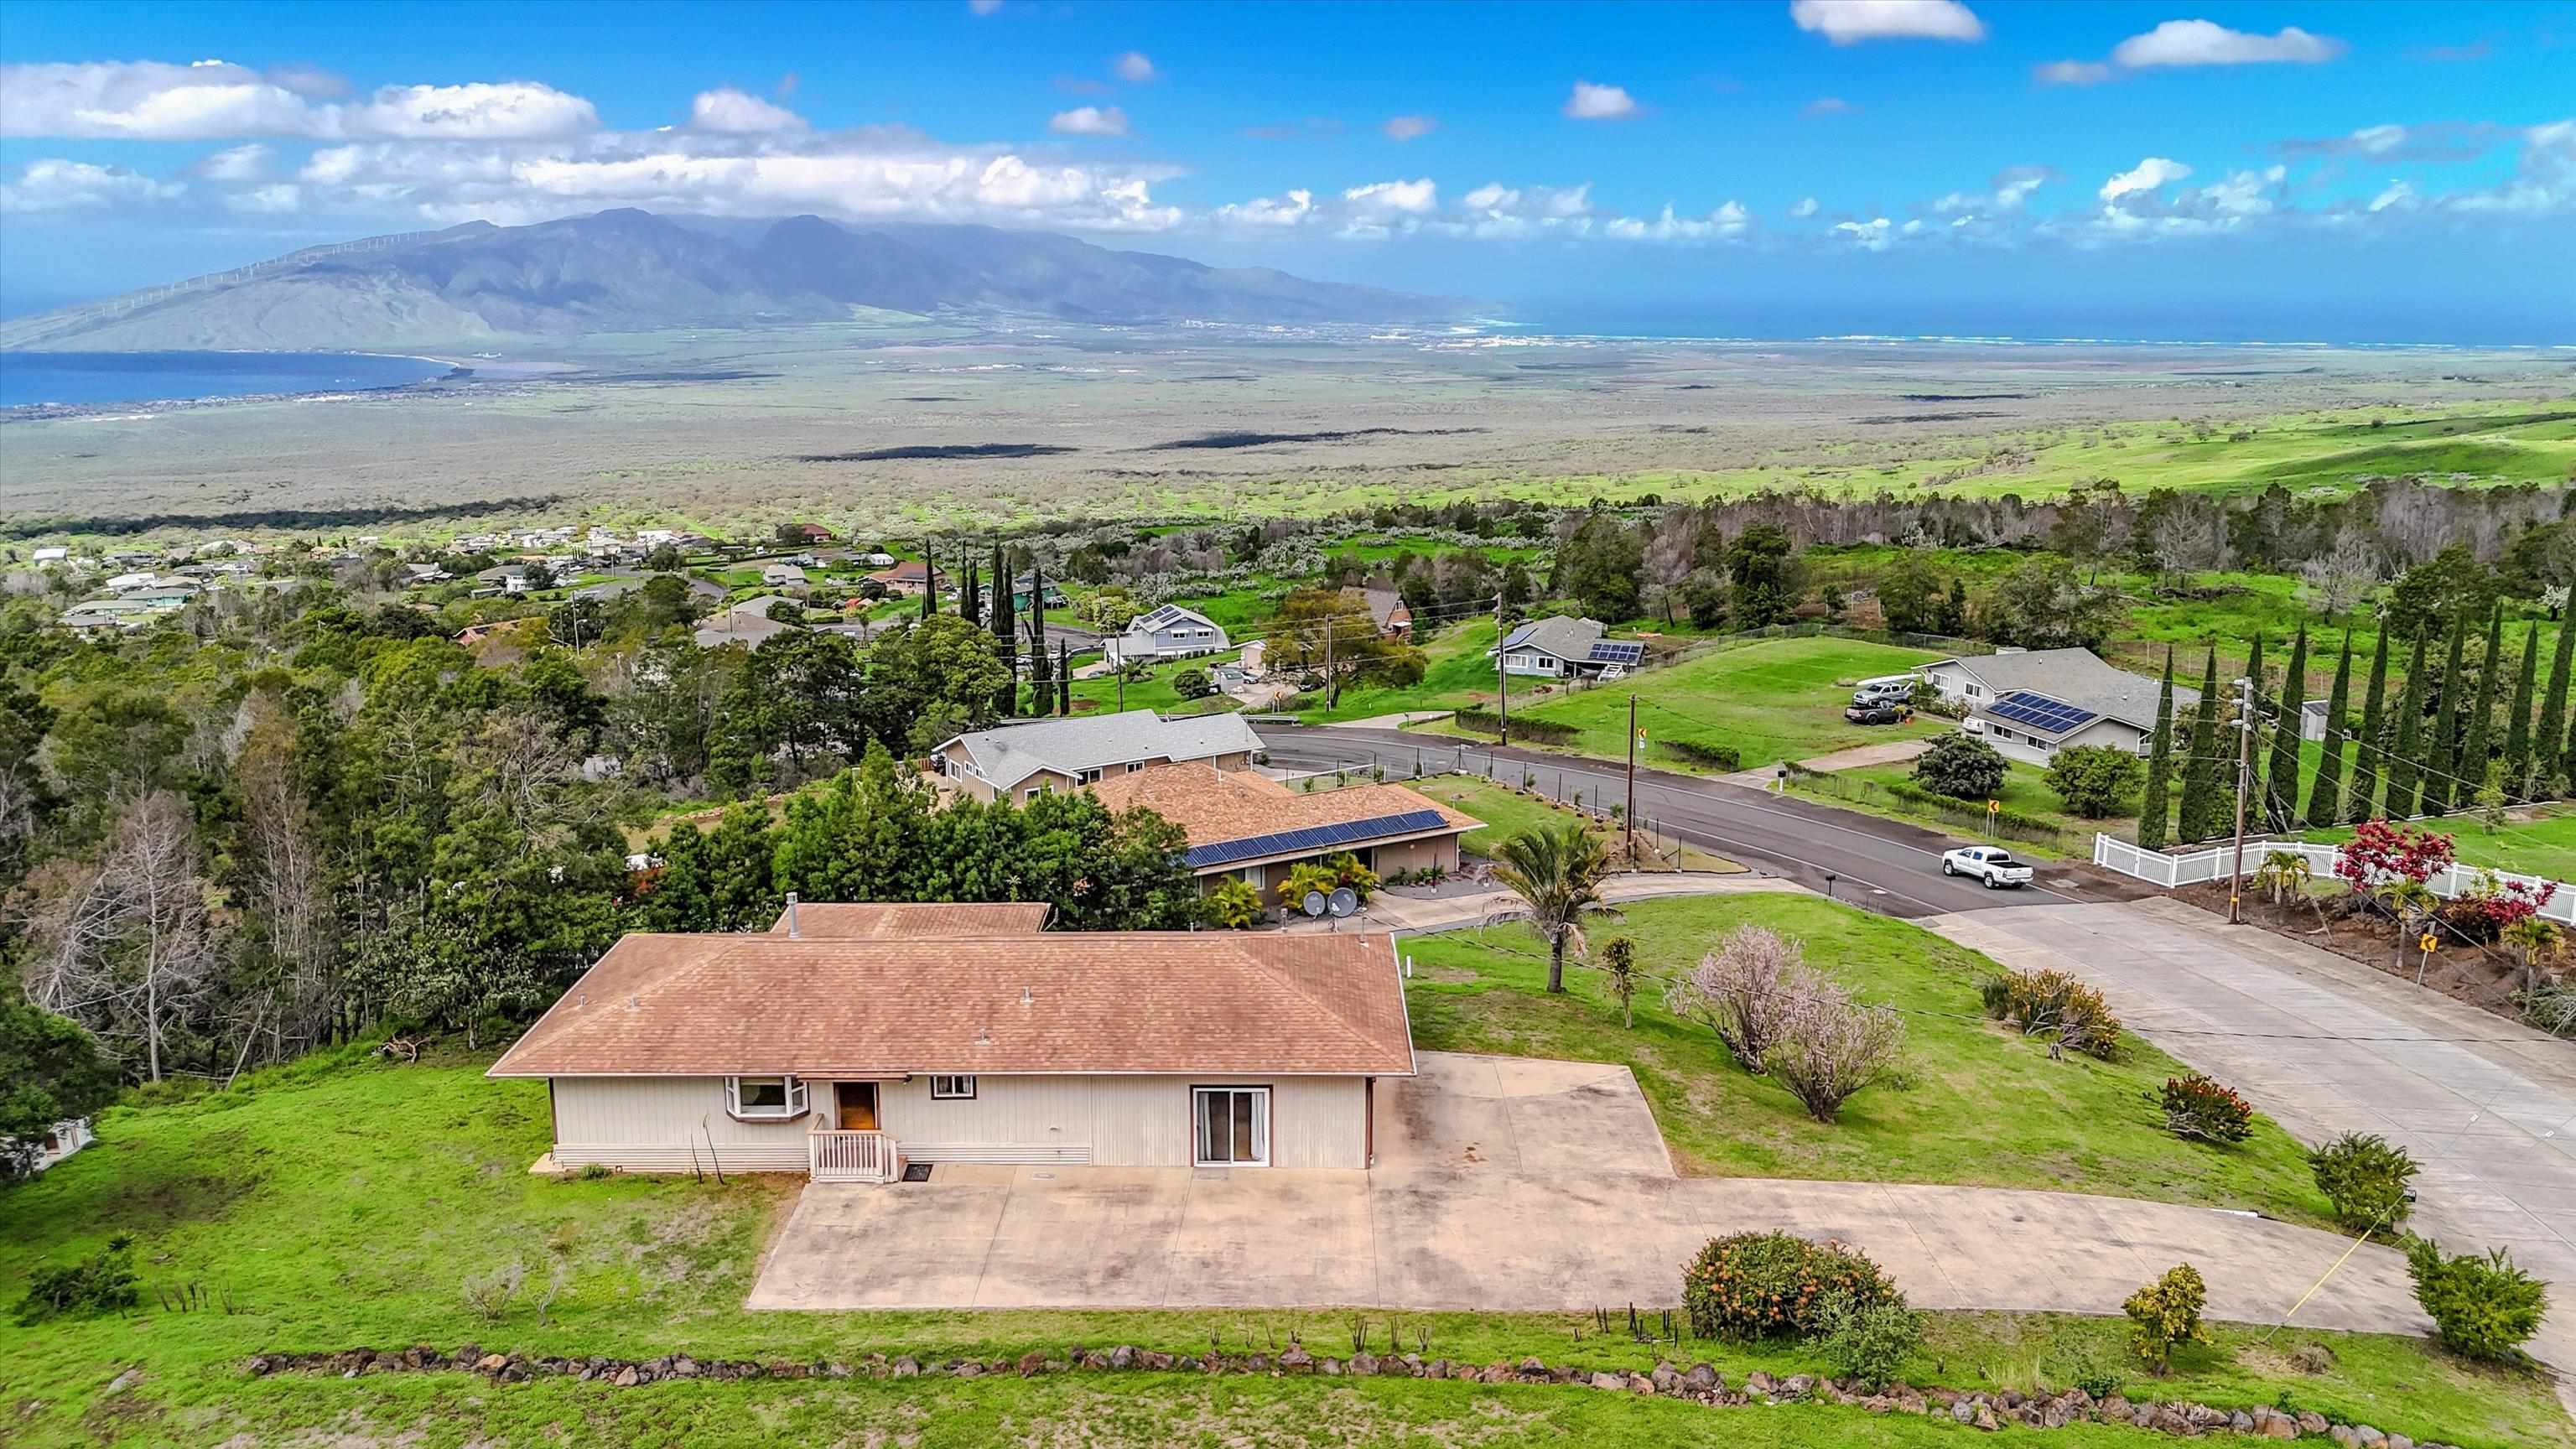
[{"left": 2090, "top": 834, "right": 2576, "bottom": 926}]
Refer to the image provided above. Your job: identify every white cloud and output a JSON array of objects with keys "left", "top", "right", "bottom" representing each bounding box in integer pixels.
[
  {"left": 2032, "top": 60, "right": 2112, "bottom": 86},
  {"left": 1049, "top": 105, "right": 1129, "bottom": 137},
  {"left": 2195, "top": 165, "right": 2283, "bottom": 217},
  {"left": 0, "top": 60, "right": 597, "bottom": 140},
  {"left": 1462, "top": 182, "right": 1519, "bottom": 212},
  {"left": 2439, "top": 119, "right": 2576, "bottom": 216},
  {"left": 1214, "top": 188, "right": 1314, "bottom": 227},
  {"left": 1114, "top": 51, "right": 1156, "bottom": 84},
  {"left": 969, "top": 0, "right": 1004, "bottom": 13},
  {"left": 1935, "top": 164, "right": 2047, "bottom": 215},
  {"left": 2100, "top": 156, "right": 2191, "bottom": 201},
  {"left": 2111, "top": 20, "right": 2345, "bottom": 70},
  {"left": 0, "top": 158, "right": 184, "bottom": 213},
  {"left": 223, "top": 183, "right": 303, "bottom": 214},
  {"left": 1833, "top": 216, "right": 1893, "bottom": 251},
  {"left": 1603, "top": 200, "right": 1751, "bottom": 242},
  {"left": 1383, "top": 114, "right": 1436, "bottom": 141},
  {"left": 1789, "top": 195, "right": 1819, "bottom": 218},
  {"left": 2349, "top": 123, "right": 2407, "bottom": 157},
  {"left": 194, "top": 142, "right": 271, "bottom": 180},
  {"left": 1803, "top": 96, "right": 1855, "bottom": 117},
  {"left": 1342, "top": 177, "right": 1438, "bottom": 216},
  {"left": 689, "top": 88, "right": 805, "bottom": 133},
  {"left": 1563, "top": 80, "right": 1638, "bottom": 120},
  {"left": 1789, "top": 0, "right": 1985, "bottom": 45},
  {"left": 2368, "top": 180, "right": 2416, "bottom": 213}
]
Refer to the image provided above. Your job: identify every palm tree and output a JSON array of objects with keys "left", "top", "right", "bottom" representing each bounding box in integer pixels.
[
  {"left": 2374, "top": 878, "right": 2438, "bottom": 968},
  {"left": 1492, "top": 819, "right": 1612, "bottom": 995},
  {"left": 2253, "top": 849, "right": 2313, "bottom": 907},
  {"left": 2501, "top": 915, "right": 2563, "bottom": 994}
]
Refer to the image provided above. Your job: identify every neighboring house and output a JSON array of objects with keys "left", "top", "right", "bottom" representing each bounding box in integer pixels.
[
  {"left": 761, "top": 564, "right": 808, "bottom": 590},
  {"left": 475, "top": 564, "right": 532, "bottom": 595},
  {"left": 1088, "top": 765, "right": 1477, "bottom": 900},
  {"left": 16, "top": 1118, "right": 91, "bottom": 1176},
  {"left": 403, "top": 562, "right": 449, "bottom": 584},
  {"left": 787, "top": 522, "right": 836, "bottom": 543},
  {"left": 1362, "top": 588, "right": 1412, "bottom": 638},
  {"left": 934, "top": 708, "right": 1265, "bottom": 803},
  {"left": 1492, "top": 616, "right": 1644, "bottom": 678},
  {"left": 693, "top": 595, "right": 804, "bottom": 649},
  {"left": 486, "top": 906, "right": 1413, "bottom": 1176},
  {"left": 1107, "top": 603, "right": 1228, "bottom": 665},
  {"left": 570, "top": 579, "right": 641, "bottom": 603},
  {"left": 32, "top": 547, "right": 68, "bottom": 564},
  {"left": 1921, "top": 647, "right": 2200, "bottom": 766},
  {"left": 58, "top": 600, "right": 153, "bottom": 632},
  {"left": 867, "top": 560, "right": 943, "bottom": 596},
  {"left": 982, "top": 570, "right": 1068, "bottom": 615}
]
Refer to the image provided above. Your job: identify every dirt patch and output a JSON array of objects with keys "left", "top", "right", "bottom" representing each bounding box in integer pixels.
[{"left": 2169, "top": 880, "right": 2535, "bottom": 1021}]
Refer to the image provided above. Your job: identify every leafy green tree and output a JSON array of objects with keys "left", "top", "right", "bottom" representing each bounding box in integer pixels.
[
  {"left": 1938, "top": 578, "right": 1969, "bottom": 635},
  {"left": 1680, "top": 569, "right": 1727, "bottom": 629},
  {"left": 1492, "top": 819, "right": 1611, "bottom": 995},
  {"left": 2306, "top": 637, "right": 2351, "bottom": 828},
  {"left": 635, "top": 804, "right": 781, "bottom": 932},
  {"left": 2386, "top": 629, "right": 2428, "bottom": 818},
  {"left": 2045, "top": 745, "right": 2144, "bottom": 819},
  {"left": 2536, "top": 614, "right": 2574, "bottom": 797},
  {"left": 2383, "top": 543, "right": 2496, "bottom": 641},
  {"left": 2137, "top": 648, "right": 2175, "bottom": 850},
  {"left": 2424, "top": 611, "right": 2467, "bottom": 814},
  {"left": 1875, "top": 554, "right": 1944, "bottom": 635},
  {"left": 1913, "top": 731, "right": 2008, "bottom": 802},
  {"left": 860, "top": 612, "right": 1014, "bottom": 753},
  {"left": 0, "top": 988, "right": 117, "bottom": 1176},
  {"left": 2347, "top": 628, "right": 2391, "bottom": 823},
  {"left": 1171, "top": 667, "right": 1214, "bottom": 701},
  {"left": 1976, "top": 556, "right": 2122, "bottom": 650},
  {"left": 1725, "top": 525, "right": 1800, "bottom": 627},
  {"left": 2179, "top": 648, "right": 2226, "bottom": 843},
  {"left": 1558, "top": 514, "right": 1645, "bottom": 621},
  {"left": 772, "top": 744, "right": 934, "bottom": 905},
  {"left": 2503, "top": 620, "right": 2541, "bottom": 801}
]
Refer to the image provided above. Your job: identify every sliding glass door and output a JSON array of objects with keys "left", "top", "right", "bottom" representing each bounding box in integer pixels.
[{"left": 1192, "top": 1087, "right": 1270, "bottom": 1166}]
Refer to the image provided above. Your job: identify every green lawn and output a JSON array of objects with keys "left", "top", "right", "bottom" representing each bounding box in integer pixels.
[
  {"left": 1406, "top": 896, "right": 2329, "bottom": 1221},
  {"left": 1300, "top": 616, "right": 1509, "bottom": 722},
  {"left": 2303, "top": 803, "right": 2576, "bottom": 884},
  {"left": 1504, "top": 636, "right": 1950, "bottom": 771},
  {"left": 3, "top": 1031, "right": 2563, "bottom": 1447},
  {"left": 1068, "top": 654, "right": 1242, "bottom": 717},
  {"left": 1794, "top": 758, "right": 2124, "bottom": 859},
  {"left": 1408, "top": 774, "right": 1582, "bottom": 855}
]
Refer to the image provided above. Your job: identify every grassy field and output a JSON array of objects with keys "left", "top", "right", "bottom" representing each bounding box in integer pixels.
[
  {"left": 1792, "top": 757, "right": 2131, "bottom": 859},
  {"left": 1503, "top": 636, "right": 1950, "bottom": 771},
  {"left": 1067, "top": 653, "right": 1244, "bottom": 717},
  {"left": 3, "top": 1026, "right": 2563, "bottom": 1446},
  {"left": 1406, "top": 896, "right": 2329, "bottom": 1219}
]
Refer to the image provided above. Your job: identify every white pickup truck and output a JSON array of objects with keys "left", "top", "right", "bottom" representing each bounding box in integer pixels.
[{"left": 1941, "top": 845, "right": 2033, "bottom": 889}]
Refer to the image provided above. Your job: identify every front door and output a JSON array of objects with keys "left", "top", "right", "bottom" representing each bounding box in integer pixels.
[
  {"left": 1193, "top": 1086, "right": 1269, "bottom": 1166},
  {"left": 835, "top": 1081, "right": 880, "bottom": 1131}
]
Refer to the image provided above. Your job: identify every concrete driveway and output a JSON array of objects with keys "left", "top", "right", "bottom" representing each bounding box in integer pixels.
[{"left": 747, "top": 1050, "right": 2430, "bottom": 1342}]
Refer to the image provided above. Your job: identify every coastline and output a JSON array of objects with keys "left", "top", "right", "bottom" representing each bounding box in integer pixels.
[{"left": 0, "top": 347, "right": 575, "bottom": 422}]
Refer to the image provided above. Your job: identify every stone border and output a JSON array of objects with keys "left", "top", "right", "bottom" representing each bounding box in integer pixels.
[{"left": 246, "top": 1345, "right": 2457, "bottom": 1446}]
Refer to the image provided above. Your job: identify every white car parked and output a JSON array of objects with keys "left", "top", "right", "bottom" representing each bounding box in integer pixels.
[{"left": 1941, "top": 845, "right": 2033, "bottom": 889}]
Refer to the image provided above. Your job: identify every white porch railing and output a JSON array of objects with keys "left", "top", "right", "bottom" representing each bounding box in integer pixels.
[
  {"left": 2091, "top": 834, "right": 2576, "bottom": 925},
  {"left": 808, "top": 1127, "right": 900, "bottom": 1183}
]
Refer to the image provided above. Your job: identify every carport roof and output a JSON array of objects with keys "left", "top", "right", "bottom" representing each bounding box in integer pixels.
[
  {"left": 487, "top": 930, "right": 1415, "bottom": 1079},
  {"left": 769, "top": 901, "right": 1052, "bottom": 937}
]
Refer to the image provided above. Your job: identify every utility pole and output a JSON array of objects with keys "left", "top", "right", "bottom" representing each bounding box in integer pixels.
[
  {"left": 1323, "top": 618, "right": 1336, "bottom": 712},
  {"left": 1493, "top": 591, "right": 1509, "bottom": 745},
  {"left": 1625, "top": 693, "right": 1639, "bottom": 869},
  {"left": 2228, "top": 673, "right": 2256, "bottom": 924}
]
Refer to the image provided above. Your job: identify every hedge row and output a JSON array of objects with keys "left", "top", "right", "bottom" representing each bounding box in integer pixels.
[{"left": 1450, "top": 709, "right": 1578, "bottom": 745}]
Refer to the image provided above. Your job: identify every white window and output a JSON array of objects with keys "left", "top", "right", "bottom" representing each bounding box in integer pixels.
[
  {"left": 1963, "top": 682, "right": 1984, "bottom": 699},
  {"left": 1078, "top": 767, "right": 1103, "bottom": 784},
  {"left": 726, "top": 1075, "right": 808, "bottom": 1119},
  {"left": 930, "top": 1074, "right": 977, "bottom": 1099},
  {"left": 1193, "top": 1086, "right": 1270, "bottom": 1166}
]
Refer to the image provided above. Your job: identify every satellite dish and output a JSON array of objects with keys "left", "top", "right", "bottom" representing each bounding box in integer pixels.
[
  {"left": 1302, "top": 890, "right": 1329, "bottom": 917},
  {"left": 1327, "top": 886, "right": 1358, "bottom": 918}
]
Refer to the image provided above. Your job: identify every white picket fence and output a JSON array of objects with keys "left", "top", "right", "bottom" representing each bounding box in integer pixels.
[{"left": 2091, "top": 834, "right": 2576, "bottom": 926}]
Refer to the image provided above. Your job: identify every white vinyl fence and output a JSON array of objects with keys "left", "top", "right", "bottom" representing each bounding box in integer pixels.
[{"left": 2091, "top": 834, "right": 2576, "bottom": 926}]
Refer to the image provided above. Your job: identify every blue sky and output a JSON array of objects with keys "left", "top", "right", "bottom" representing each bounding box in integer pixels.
[{"left": 3, "top": 0, "right": 2570, "bottom": 340}]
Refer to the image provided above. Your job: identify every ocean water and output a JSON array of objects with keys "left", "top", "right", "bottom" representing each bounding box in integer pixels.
[{"left": 0, "top": 351, "right": 454, "bottom": 408}]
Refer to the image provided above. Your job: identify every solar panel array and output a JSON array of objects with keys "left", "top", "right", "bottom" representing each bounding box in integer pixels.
[
  {"left": 1987, "top": 690, "right": 2098, "bottom": 735},
  {"left": 1187, "top": 808, "right": 1452, "bottom": 868},
  {"left": 1587, "top": 641, "right": 1647, "bottom": 666}
]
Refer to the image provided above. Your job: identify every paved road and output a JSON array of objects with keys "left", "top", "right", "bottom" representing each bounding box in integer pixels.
[{"left": 1256, "top": 724, "right": 2152, "bottom": 919}]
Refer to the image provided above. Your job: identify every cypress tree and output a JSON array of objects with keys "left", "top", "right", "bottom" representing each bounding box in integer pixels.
[
  {"left": 2138, "top": 647, "right": 2176, "bottom": 850},
  {"left": 2306, "top": 636, "right": 2351, "bottom": 828},
  {"left": 1057, "top": 640, "right": 1072, "bottom": 715},
  {"left": 2179, "top": 647, "right": 2225, "bottom": 843},
  {"left": 2266, "top": 626, "right": 2309, "bottom": 830},
  {"left": 2241, "top": 633, "right": 2268, "bottom": 828},
  {"left": 2425, "top": 610, "right": 2468, "bottom": 814},
  {"left": 2386, "top": 630, "right": 2428, "bottom": 818},
  {"left": 2459, "top": 606, "right": 2503, "bottom": 808},
  {"left": 2504, "top": 620, "right": 2540, "bottom": 799},
  {"left": 991, "top": 543, "right": 1018, "bottom": 717},
  {"left": 920, "top": 543, "right": 936, "bottom": 619},
  {"left": 2347, "top": 629, "right": 2390, "bottom": 823},
  {"left": 1028, "top": 613, "right": 1053, "bottom": 717},
  {"left": 2536, "top": 617, "right": 2575, "bottom": 798},
  {"left": 959, "top": 551, "right": 980, "bottom": 629}
]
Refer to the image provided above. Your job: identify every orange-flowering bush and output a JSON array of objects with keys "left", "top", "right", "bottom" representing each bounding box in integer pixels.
[
  {"left": 1682, "top": 1231, "right": 1897, "bottom": 1342},
  {"left": 2159, "top": 1073, "right": 2253, "bottom": 1145}
]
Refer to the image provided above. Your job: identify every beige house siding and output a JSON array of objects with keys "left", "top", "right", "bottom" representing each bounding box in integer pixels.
[
  {"left": 548, "top": 1072, "right": 1375, "bottom": 1172},
  {"left": 1198, "top": 832, "right": 1464, "bottom": 899},
  {"left": 937, "top": 745, "right": 1256, "bottom": 805}
]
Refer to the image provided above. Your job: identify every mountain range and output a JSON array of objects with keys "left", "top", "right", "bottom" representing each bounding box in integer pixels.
[{"left": 0, "top": 209, "right": 1465, "bottom": 351}]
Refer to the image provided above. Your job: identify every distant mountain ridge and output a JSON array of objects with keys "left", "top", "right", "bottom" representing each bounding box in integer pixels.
[{"left": 0, "top": 209, "right": 1467, "bottom": 351}]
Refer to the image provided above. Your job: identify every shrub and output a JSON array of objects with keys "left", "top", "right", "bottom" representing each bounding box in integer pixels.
[
  {"left": 1171, "top": 667, "right": 1215, "bottom": 701},
  {"left": 1450, "top": 709, "right": 1576, "bottom": 745},
  {"left": 1814, "top": 1286, "right": 1923, "bottom": 1389},
  {"left": 579, "top": 1161, "right": 613, "bottom": 1182},
  {"left": 2405, "top": 1237, "right": 2548, "bottom": 1361},
  {"left": 2123, "top": 1264, "right": 2207, "bottom": 1374},
  {"left": 1911, "top": 731, "right": 2007, "bottom": 801},
  {"left": 1663, "top": 923, "right": 1819, "bottom": 1072},
  {"left": 461, "top": 1260, "right": 526, "bottom": 1322},
  {"left": 2520, "top": 979, "right": 2576, "bottom": 1036},
  {"left": 1682, "top": 1232, "right": 1898, "bottom": 1342},
  {"left": 1654, "top": 738, "right": 1742, "bottom": 771},
  {"left": 2308, "top": 1132, "right": 2420, "bottom": 1236},
  {"left": 14, "top": 1235, "right": 139, "bottom": 1324},
  {"left": 1203, "top": 877, "right": 1263, "bottom": 929},
  {"left": 1768, "top": 993, "right": 1907, "bottom": 1124},
  {"left": 1979, "top": 967, "right": 2122, "bottom": 1060},
  {"left": 2159, "top": 1073, "right": 2254, "bottom": 1145},
  {"left": 2044, "top": 744, "right": 2144, "bottom": 818},
  {"left": 1317, "top": 850, "right": 1379, "bottom": 901}
]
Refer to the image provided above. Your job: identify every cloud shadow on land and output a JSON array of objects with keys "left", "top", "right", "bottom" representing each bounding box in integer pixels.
[
  {"left": 795, "top": 443, "right": 1078, "bottom": 461},
  {"left": 1141, "top": 427, "right": 1487, "bottom": 451},
  {"left": 3, "top": 495, "right": 568, "bottom": 540}
]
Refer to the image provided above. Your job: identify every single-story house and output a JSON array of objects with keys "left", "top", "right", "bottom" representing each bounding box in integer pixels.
[
  {"left": 1363, "top": 588, "right": 1412, "bottom": 638},
  {"left": 1088, "top": 765, "right": 1476, "bottom": 899},
  {"left": 761, "top": 564, "right": 808, "bottom": 590},
  {"left": 982, "top": 570, "right": 1068, "bottom": 615},
  {"left": 934, "top": 708, "right": 1265, "bottom": 804},
  {"left": 1106, "top": 603, "right": 1228, "bottom": 665},
  {"left": 787, "top": 522, "right": 837, "bottom": 543},
  {"left": 1492, "top": 616, "right": 1644, "bottom": 678},
  {"left": 693, "top": 595, "right": 804, "bottom": 650},
  {"left": 32, "top": 547, "right": 69, "bottom": 564},
  {"left": 403, "top": 562, "right": 449, "bottom": 584},
  {"left": 1922, "top": 647, "right": 2200, "bottom": 766},
  {"left": 104, "top": 571, "right": 158, "bottom": 593},
  {"left": 14, "top": 1118, "right": 91, "bottom": 1176},
  {"left": 486, "top": 907, "right": 1414, "bottom": 1177},
  {"left": 867, "top": 560, "right": 944, "bottom": 596}
]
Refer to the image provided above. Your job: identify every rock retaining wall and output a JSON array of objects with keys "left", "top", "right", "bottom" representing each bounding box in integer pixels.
[{"left": 245, "top": 1344, "right": 2460, "bottom": 1445}]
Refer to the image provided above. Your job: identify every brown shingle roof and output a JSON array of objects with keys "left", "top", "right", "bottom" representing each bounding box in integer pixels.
[
  {"left": 486, "top": 932, "right": 1415, "bottom": 1078},
  {"left": 1088, "top": 766, "right": 1477, "bottom": 861},
  {"left": 770, "top": 901, "right": 1051, "bottom": 937}
]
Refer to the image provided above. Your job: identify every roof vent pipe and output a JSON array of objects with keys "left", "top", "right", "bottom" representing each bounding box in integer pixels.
[{"left": 785, "top": 892, "right": 800, "bottom": 939}]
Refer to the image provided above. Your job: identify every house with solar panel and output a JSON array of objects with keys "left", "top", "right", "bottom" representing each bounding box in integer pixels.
[
  {"left": 932, "top": 709, "right": 1266, "bottom": 804},
  {"left": 1921, "top": 647, "right": 2199, "bottom": 766},
  {"left": 1493, "top": 616, "right": 1645, "bottom": 679},
  {"left": 1088, "top": 764, "right": 1479, "bottom": 901}
]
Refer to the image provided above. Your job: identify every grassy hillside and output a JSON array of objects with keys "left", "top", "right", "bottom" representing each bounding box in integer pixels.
[{"left": 1504, "top": 636, "right": 1949, "bottom": 770}]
